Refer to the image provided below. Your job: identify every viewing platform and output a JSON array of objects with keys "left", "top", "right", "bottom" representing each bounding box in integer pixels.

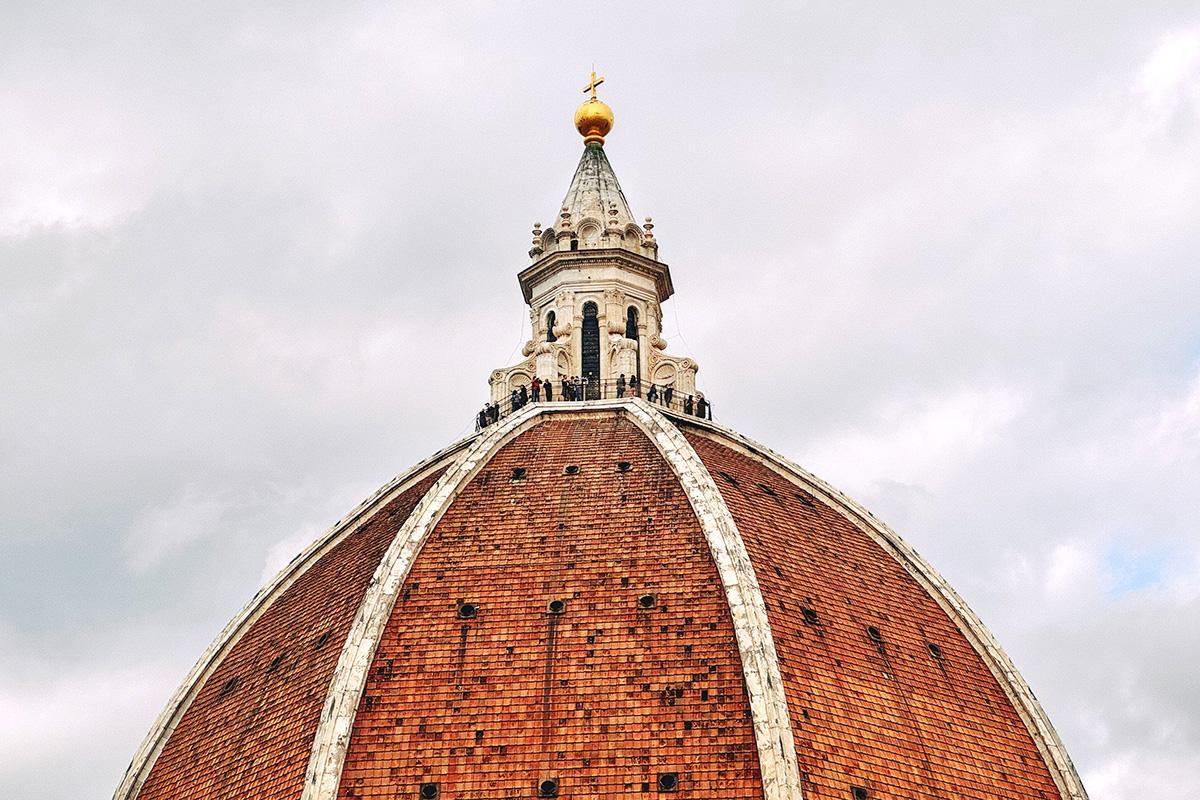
[{"left": 476, "top": 378, "right": 712, "bottom": 431}]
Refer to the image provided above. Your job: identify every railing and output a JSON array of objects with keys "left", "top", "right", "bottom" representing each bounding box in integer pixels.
[{"left": 474, "top": 378, "right": 713, "bottom": 431}]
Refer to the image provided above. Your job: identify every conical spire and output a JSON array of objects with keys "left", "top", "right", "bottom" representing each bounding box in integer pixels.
[
  {"left": 527, "top": 73, "right": 657, "bottom": 261},
  {"left": 559, "top": 145, "right": 636, "bottom": 232}
]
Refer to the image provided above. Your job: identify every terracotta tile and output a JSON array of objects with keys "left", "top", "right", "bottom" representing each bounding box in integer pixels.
[
  {"left": 683, "top": 429, "right": 1061, "bottom": 800},
  {"left": 137, "top": 470, "right": 446, "bottom": 800},
  {"left": 338, "top": 417, "right": 763, "bottom": 800}
]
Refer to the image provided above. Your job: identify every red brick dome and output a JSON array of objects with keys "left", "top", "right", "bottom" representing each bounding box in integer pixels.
[
  {"left": 116, "top": 79, "right": 1087, "bottom": 800},
  {"left": 116, "top": 403, "right": 1086, "bottom": 800}
]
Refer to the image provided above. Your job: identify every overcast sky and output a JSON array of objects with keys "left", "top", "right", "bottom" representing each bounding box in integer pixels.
[{"left": 2, "top": 2, "right": 1198, "bottom": 797}]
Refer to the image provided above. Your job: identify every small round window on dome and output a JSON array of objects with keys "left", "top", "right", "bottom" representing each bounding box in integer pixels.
[
  {"left": 802, "top": 607, "right": 820, "bottom": 625},
  {"left": 616, "top": 461, "right": 632, "bottom": 473},
  {"left": 547, "top": 599, "right": 567, "bottom": 615},
  {"left": 637, "top": 594, "right": 657, "bottom": 609},
  {"left": 851, "top": 787, "right": 869, "bottom": 800},
  {"left": 218, "top": 677, "right": 238, "bottom": 698},
  {"left": 564, "top": 465, "right": 580, "bottom": 475},
  {"left": 511, "top": 467, "right": 527, "bottom": 481},
  {"left": 866, "top": 626, "right": 883, "bottom": 643},
  {"left": 457, "top": 603, "right": 479, "bottom": 619},
  {"left": 419, "top": 783, "right": 439, "bottom": 800},
  {"left": 539, "top": 778, "right": 559, "bottom": 797},
  {"left": 927, "top": 642, "right": 943, "bottom": 660},
  {"left": 657, "top": 773, "right": 679, "bottom": 792}
]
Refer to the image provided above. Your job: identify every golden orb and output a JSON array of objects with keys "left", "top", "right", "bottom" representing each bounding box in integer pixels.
[{"left": 574, "top": 97, "right": 614, "bottom": 145}]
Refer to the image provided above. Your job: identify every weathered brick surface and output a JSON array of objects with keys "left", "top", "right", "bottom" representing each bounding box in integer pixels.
[
  {"left": 137, "top": 469, "right": 446, "bottom": 800},
  {"left": 683, "top": 429, "right": 1061, "bottom": 800},
  {"left": 337, "top": 416, "right": 762, "bottom": 800}
]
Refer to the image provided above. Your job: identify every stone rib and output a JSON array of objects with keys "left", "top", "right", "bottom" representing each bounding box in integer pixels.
[
  {"left": 301, "top": 402, "right": 554, "bottom": 800},
  {"left": 621, "top": 401, "right": 805, "bottom": 800},
  {"left": 300, "top": 399, "right": 804, "bottom": 800},
  {"left": 674, "top": 412, "right": 1089, "bottom": 800},
  {"left": 113, "top": 439, "right": 470, "bottom": 800}
]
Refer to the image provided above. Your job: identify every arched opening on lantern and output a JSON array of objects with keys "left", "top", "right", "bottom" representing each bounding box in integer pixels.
[
  {"left": 546, "top": 310, "right": 557, "bottom": 342},
  {"left": 626, "top": 305, "right": 641, "bottom": 381},
  {"left": 581, "top": 302, "right": 600, "bottom": 398}
]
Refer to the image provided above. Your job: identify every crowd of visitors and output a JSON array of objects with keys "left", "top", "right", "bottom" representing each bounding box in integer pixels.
[{"left": 476, "top": 374, "right": 712, "bottom": 431}]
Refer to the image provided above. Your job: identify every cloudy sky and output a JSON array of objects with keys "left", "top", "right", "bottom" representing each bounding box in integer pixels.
[{"left": 2, "top": 2, "right": 1198, "bottom": 797}]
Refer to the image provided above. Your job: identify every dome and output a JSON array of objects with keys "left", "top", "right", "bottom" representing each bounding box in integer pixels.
[
  {"left": 115, "top": 77, "right": 1088, "bottom": 800},
  {"left": 115, "top": 404, "right": 1085, "bottom": 800}
]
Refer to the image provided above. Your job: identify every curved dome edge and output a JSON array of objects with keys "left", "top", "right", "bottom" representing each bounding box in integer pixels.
[
  {"left": 672, "top": 412, "right": 1090, "bottom": 800},
  {"left": 114, "top": 437, "right": 472, "bottom": 800}
]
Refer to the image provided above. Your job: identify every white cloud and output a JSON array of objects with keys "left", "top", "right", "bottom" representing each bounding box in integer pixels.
[
  {"left": 800, "top": 384, "right": 1026, "bottom": 492},
  {"left": 0, "top": 664, "right": 173, "bottom": 764},
  {"left": 258, "top": 524, "right": 320, "bottom": 585},
  {"left": 1043, "top": 541, "right": 1103, "bottom": 600},
  {"left": 1142, "top": 368, "right": 1200, "bottom": 464},
  {"left": 0, "top": 657, "right": 180, "bottom": 798},
  {"left": 2, "top": 5, "right": 1199, "bottom": 800},
  {"left": 123, "top": 485, "right": 234, "bottom": 572},
  {"left": 1136, "top": 25, "right": 1200, "bottom": 123}
]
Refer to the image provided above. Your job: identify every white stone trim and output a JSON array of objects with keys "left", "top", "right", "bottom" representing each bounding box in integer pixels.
[
  {"left": 122, "top": 397, "right": 1084, "bottom": 800},
  {"left": 620, "top": 401, "right": 804, "bottom": 800},
  {"left": 112, "top": 438, "right": 471, "bottom": 800},
  {"left": 674, "top": 413, "right": 1089, "bottom": 800},
  {"left": 300, "top": 399, "right": 803, "bottom": 800},
  {"left": 302, "top": 402, "right": 557, "bottom": 800}
]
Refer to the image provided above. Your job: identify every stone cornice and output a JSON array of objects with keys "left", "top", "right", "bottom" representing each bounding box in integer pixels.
[{"left": 517, "top": 249, "right": 674, "bottom": 304}]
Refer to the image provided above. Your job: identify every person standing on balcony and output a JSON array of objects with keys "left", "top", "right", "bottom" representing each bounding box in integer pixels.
[
  {"left": 617, "top": 374, "right": 626, "bottom": 397},
  {"left": 531, "top": 376, "right": 542, "bottom": 402}
]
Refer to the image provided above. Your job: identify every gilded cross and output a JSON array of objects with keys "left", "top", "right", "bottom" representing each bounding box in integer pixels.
[{"left": 582, "top": 69, "right": 605, "bottom": 99}]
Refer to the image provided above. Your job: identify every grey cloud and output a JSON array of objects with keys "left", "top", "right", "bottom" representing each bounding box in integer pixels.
[{"left": 2, "top": 2, "right": 1198, "bottom": 798}]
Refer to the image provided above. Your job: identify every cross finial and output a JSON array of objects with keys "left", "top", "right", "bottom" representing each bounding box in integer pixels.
[{"left": 582, "top": 68, "right": 605, "bottom": 100}]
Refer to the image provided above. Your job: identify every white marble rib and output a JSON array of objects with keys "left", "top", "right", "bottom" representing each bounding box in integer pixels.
[
  {"left": 675, "top": 412, "right": 1089, "bottom": 800},
  {"left": 112, "top": 438, "right": 470, "bottom": 800},
  {"left": 301, "top": 402, "right": 554, "bottom": 800},
  {"left": 622, "top": 401, "right": 804, "bottom": 800},
  {"left": 300, "top": 399, "right": 804, "bottom": 800}
]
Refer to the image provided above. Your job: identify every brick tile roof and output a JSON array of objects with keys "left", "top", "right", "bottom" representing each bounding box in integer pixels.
[
  {"left": 127, "top": 406, "right": 1073, "bottom": 800},
  {"left": 136, "top": 469, "right": 446, "bottom": 800},
  {"left": 683, "top": 428, "right": 1062, "bottom": 800},
  {"left": 337, "top": 416, "right": 762, "bottom": 799}
]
